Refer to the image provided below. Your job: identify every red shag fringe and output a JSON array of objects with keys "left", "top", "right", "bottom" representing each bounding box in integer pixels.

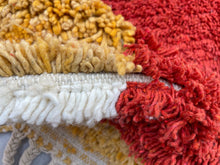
[{"left": 103, "top": 0, "right": 220, "bottom": 164}]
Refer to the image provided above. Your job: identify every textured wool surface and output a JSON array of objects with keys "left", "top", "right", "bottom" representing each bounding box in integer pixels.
[
  {"left": 103, "top": 0, "right": 220, "bottom": 74},
  {"left": 0, "top": 0, "right": 220, "bottom": 165},
  {"left": 102, "top": 0, "right": 220, "bottom": 164}
]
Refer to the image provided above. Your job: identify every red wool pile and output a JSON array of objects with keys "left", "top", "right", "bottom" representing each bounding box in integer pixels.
[{"left": 103, "top": 0, "right": 220, "bottom": 164}]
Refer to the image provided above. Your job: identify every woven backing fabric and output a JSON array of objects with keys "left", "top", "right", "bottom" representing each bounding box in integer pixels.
[{"left": 0, "top": 123, "right": 142, "bottom": 165}]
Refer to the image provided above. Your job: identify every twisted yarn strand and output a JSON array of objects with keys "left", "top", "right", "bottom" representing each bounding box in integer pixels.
[
  {"left": 3, "top": 124, "right": 28, "bottom": 165},
  {"left": 19, "top": 139, "right": 41, "bottom": 165}
]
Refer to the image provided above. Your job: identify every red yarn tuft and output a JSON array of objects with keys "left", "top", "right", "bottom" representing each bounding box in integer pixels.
[
  {"left": 112, "top": 81, "right": 220, "bottom": 164},
  {"left": 103, "top": 0, "right": 220, "bottom": 164}
]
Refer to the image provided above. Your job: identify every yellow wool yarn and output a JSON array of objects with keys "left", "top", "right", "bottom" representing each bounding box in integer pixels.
[
  {"left": 0, "top": 0, "right": 141, "bottom": 76},
  {"left": 0, "top": 33, "right": 142, "bottom": 76},
  {"left": 0, "top": 0, "right": 136, "bottom": 51}
]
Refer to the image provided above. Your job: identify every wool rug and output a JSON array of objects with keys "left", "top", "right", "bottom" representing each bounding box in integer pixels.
[{"left": 0, "top": 0, "right": 219, "bottom": 164}]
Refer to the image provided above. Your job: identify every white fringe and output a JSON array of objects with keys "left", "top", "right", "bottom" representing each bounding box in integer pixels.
[{"left": 0, "top": 73, "right": 152, "bottom": 127}]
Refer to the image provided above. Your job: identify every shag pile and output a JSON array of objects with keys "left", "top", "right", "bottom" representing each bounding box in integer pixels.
[{"left": 0, "top": 0, "right": 219, "bottom": 165}]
